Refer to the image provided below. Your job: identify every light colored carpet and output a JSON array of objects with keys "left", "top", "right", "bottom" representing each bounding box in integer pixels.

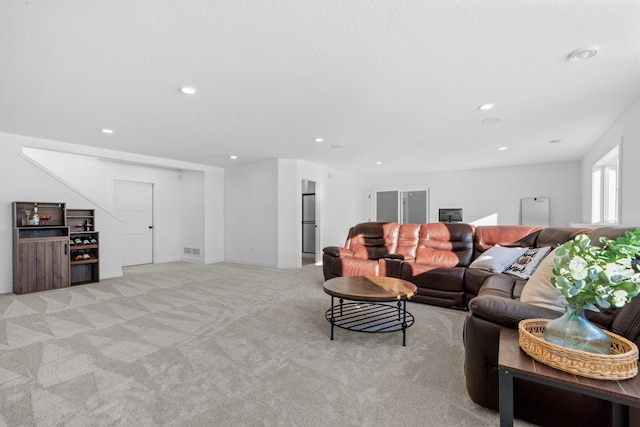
[{"left": 0, "top": 262, "right": 526, "bottom": 426}]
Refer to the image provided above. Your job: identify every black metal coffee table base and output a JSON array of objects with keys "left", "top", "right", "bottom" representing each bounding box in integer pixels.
[{"left": 325, "top": 297, "right": 415, "bottom": 346}]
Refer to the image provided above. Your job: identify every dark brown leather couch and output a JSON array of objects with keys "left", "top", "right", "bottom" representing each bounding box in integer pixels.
[
  {"left": 463, "top": 226, "right": 640, "bottom": 427},
  {"left": 323, "top": 222, "right": 591, "bottom": 309},
  {"left": 325, "top": 222, "right": 640, "bottom": 425},
  {"left": 323, "top": 221, "right": 476, "bottom": 307}
]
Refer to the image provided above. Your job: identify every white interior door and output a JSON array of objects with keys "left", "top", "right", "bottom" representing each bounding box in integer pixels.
[{"left": 114, "top": 180, "right": 153, "bottom": 266}]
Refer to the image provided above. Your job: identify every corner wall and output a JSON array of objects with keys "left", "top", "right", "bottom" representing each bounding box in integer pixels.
[
  {"left": 224, "top": 158, "right": 370, "bottom": 268},
  {"left": 224, "top": 160, "right": 279, "bottom": 267},
  {"left": 580, "top": 97, "right": 640, "bottom": 226},
  {"left": 297, "top": 160, "right": 370, "bottom": 249},
  {"left": 277, "top": 159, "right": 299, "bottom": 268},
  {"left": 180, "top": 171, "right": 205, "bottom": 263}
]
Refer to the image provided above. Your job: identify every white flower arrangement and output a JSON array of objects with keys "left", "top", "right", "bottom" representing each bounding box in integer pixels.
[{"left": 551, "top": 229, "right": 640, "bottom": 312}]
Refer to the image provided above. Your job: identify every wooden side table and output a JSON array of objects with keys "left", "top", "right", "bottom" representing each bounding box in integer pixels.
[{"left": 498, "top": 328, "right": 640, "bottom": 427}]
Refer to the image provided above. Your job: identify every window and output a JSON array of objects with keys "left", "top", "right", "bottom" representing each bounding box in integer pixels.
[
  {"left": 591, "top": 145, "right": 619, "bottom": 224},
  {"left": 374, "top": 189, "right": 429, "bottom": 223}
]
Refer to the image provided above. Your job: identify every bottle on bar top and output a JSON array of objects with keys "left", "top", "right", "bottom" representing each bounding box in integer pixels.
[{"left": 32, "top": 203, "right": 40, "bottom": 226}]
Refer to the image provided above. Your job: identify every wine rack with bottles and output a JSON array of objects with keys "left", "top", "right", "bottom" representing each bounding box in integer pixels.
[{"left": 66, "top": 209, "right": 100, "bottom": 285}]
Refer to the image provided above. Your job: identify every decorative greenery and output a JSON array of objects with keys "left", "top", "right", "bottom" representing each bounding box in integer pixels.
[{"left": 552, "top": 229, "right": 640, "bottom": 312}]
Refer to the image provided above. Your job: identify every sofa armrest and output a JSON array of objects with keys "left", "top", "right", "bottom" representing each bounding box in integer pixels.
[
  {"left": 323, "top": 246, "right": 342, "bottom": 257},
  {"left": 468, "top": 295, "right": 560, "bottom": 329},
  {"left": 323, "top": 246, "right": 356, "bottom": 258},
  {"left": 322, "top": 246, "right": 356, "bottom": 280},
  {"left": 380, "top": 254, "right": 405, "bottom": 278}
]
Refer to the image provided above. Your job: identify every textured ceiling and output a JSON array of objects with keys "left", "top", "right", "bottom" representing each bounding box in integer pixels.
[{"left": 2, "top": 1, "right": 640, "bottom": 177}]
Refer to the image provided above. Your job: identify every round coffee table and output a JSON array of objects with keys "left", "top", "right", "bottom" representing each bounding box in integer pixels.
[{"left": 323, "top": 276, "right": 417, "bottom": 346}]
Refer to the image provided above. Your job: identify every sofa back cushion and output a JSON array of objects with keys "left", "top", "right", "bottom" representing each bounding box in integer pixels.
[
  {"left": 473, "top": 226, "right": 542, "bottom": 259},
  {"left": 535, "top": 227, "right": 592, "bottom": 248},
  {"left": 343, "top": 226, "right": 355, "bottom": 250},
  {"left": 519, "top": 251, "right": 566, "bottom": 312},
  {"left": 382, "top": 222, "right": 400, "bottom": 253},
  {"left": 396, "top": 224, "right": 421, "bottom": 260},
  {"left": 415, "top": 223, "right": 474, "bottom": 267},
  {"left": 348, "top": 222, "right": 399, "bottom": 259},
  {"left": 588, "top": 226, "right": 637, "bottom": 247}
]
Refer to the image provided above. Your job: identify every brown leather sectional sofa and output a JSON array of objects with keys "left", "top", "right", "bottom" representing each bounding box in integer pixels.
[
  {"left": 323, "top": 221, "right": 478, "bottom": 307},
  {"left": 464, "top": 225, "right": 640, "bottom": 427},
  {"left": 322, "top": 221, "right": 592, "bottom": 309},
  {"left": 323, "top": 222, "right": 640, "bottom": 426}
]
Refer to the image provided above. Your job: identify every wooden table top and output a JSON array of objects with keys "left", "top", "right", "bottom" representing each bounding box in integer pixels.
[
  {"left": 499, "top": 328, "right": 640, "bottom": 405},
  {"left": 323, "top": 276, "right": 418, "bottom": 302}
]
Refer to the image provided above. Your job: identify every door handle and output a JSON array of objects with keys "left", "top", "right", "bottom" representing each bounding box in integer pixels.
[
  {"left": 64, "top": 243, "right": 68, "bottom": 255},
  {"left": 149, "top": 226, "right": 153, "bottom": 229}
]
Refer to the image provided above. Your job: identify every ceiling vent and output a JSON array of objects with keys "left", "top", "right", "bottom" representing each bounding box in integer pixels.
[{"left": 567, "top": 46, "right": 599, "bottom": 62}]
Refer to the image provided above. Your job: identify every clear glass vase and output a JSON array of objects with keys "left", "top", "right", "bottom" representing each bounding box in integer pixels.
[{"left": 544, "top": 305, "right": 611, "bottom": 354}]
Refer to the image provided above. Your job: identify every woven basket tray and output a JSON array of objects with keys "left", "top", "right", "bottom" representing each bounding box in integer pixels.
[{"left": 518, "top": 318, "right": 639, "bottom": 380}]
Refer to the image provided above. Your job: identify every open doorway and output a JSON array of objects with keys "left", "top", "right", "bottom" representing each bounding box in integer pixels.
[{"left": 301, "top": 180, "right": 316, "bottom": 266}]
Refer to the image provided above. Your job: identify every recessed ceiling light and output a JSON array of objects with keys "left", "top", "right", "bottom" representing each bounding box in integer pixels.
[
  {"left": 229, "top": 155, "right": 238, "bottom": 160},
  {"left": 330, "top": 144, "right": 344, "bottom": 149},
  {"left": 181, "top": 86, "right": 196, "bottom": 95},
  {"left": 479, "top": 103, "right": 494, "bottom": 110},
  {"left": 549, "top": 139, "right": 562, "bottom": 144},
  {"left": 498, "top": 146, "right": 508, "bottom": 151},
  {"left": 567, "top": 46, "right": 599, "bottom": 62},
  {"left": 481, "top": 117, "right": 503, "bottom": 124},
  {"left": 101, "top": 129, "right": 114, "bottom": 134},
  {"left": 313, "top": 137, "right": 324, "bottom": 143},
  {"left": 375, "top": 161, "right": 383, "bottom": 165}
]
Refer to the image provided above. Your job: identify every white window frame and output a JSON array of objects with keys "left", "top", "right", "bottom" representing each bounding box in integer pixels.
[
  {"left": 591, "top": 145, "right": 620, "bottom": 224},
  {"left": 371, "top": 186, "right": 430, "bottom": 224}
]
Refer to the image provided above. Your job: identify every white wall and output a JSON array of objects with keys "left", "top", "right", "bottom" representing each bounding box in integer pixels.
[
  {"left": 224, "top": 159, "right": 279, "bottom": 267},
  {"left": 0, "top": 140, "right": 121, "bottom": 293},
  {"left": 25, "top": 149, "right": 183, "bottom": 265},
  {"left": 581, "top": 97, "right": 640, "bottom": 226},
  {"left": 0, "top": 132, "right": 224, "bottom": 294},
  {"left": 24, "top": 146, "right": 225, "bottom": 265},
  {"left": 297, "top": 160, "right": 370, "bottom": 250},
  {"left": 277, "top": 159, "right": 299, "bottom": 268},
  {"left": 203, "top": 166, "right": 225, "bottom": 264},
  {"left": 224, "top": 158, "right": 369, "bottom": 268},
  {"left": 368, "top": 161, "right": 582, "bottom": 226},
  {"left": 180, "top": 170, "right": 205, "bottom": 263}
]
